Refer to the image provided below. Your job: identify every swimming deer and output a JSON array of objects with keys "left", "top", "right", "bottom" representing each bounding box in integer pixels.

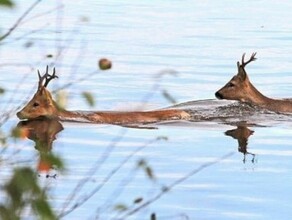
[
  {"left": 16, "top": 66, "right": 190, "bottom": 124},
  {"left": 215, "top": 53, "right": 292, "bottom": 113}
]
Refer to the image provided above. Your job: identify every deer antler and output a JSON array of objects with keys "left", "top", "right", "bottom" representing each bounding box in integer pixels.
[
  {"left": 37, "top": 65, "right": 58, "bottom": 89},
  {"left": 241, "top": 52, "right": 257, "bottom": 68}
]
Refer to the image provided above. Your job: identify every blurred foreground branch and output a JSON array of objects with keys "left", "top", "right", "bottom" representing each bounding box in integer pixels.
[
  {"left": 119, "top": 152, "right": 235, "bottom": 219},
  {"left": 0, "top": 0, "right": 41, "bottom": 42}
]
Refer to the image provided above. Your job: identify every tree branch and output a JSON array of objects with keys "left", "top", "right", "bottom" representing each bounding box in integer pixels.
[
  {"left": 119, "top": 152, "right": 235, "bottom": 219},
  {"left": 0, "top": 0, "right": 41, "bottom": 42}
]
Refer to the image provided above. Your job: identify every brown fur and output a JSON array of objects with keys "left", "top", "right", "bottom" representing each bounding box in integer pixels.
[
  {"left": 215, "top": 53, "right": 292, "bottom": 113},
  {"left": 17, "top": 70, "right": 190, "bottom": 124}
]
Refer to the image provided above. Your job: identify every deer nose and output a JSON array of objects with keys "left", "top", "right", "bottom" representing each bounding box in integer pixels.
[
  {"left": 215, "top": 92, "right": 223, "bottom": 99},
  {"left": 16, "top": 111, "right": 23, "bottom": 119}
]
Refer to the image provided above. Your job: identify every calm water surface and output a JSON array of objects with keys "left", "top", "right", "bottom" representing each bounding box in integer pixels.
[{"left": 1, "top": 1, "right": 292, "bottom": 219}]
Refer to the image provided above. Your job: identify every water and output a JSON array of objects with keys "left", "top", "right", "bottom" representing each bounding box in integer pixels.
[{"left": 1, "top": 0, "right": 292, "bottom": 219}]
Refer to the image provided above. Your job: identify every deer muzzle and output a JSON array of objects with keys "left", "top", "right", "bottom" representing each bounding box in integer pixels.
[
  {"left": 16, "top": 111, "right": 26, "bottom": 120},
  {"left": 215, "top": 91, "right": 224, "bottom": 100}
]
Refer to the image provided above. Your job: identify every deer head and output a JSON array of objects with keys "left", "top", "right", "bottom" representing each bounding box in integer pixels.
[
  {"left": 17, "top": 66, "right": 58, "bottom": 120},
  {"left": 215, "top": 53, "right": 257, "bottom": 103}
]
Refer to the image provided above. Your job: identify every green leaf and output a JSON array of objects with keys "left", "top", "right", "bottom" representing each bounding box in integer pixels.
[
  {"left": 12, "top": 168, "right": 39, "bottom": 192},
  {"left": 161, "top": 185, "right": 169, "bottom": 192},
  {"left": 82, "top": 91, "right": 95, "bottom": 107},
  {"left": 137, "top": 159, "right": 146, "bottom": 168},
  {"left": 32, "top": 199, "right": 57, "bottom": 220},
  {"left": 2, "top": 166, "right": 58, "bottom": 219},
  {"left": 41, "top": 153, "right": 65, "bottom": 171},
  {"left": 137, "top": 160, "right": 156, "bottom": 181},
  {"left": 5, "top": 167, "right": 40, "bottom": 209},
  {"left": 133, "top": 197, "right": 143, "bottom": 204},
  {"left": 0, "top": 0, "right": 14, "bottom": 8},
  {"left": 114, "top": 203, "right": 128, "bottom": 212},
  {"left": 0, "top": 206, "right": 11, "bottom": 220},
  {"left": 145, "top": 166, "right": 155, "bottom": 181},
  {"left": 0, "top": 87, "right": 5, "bottom": 94}
]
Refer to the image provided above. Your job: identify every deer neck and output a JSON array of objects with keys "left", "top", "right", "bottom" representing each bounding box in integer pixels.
[
  {"left": 56, "top": 108, "right": 90, "bottom": 121},
  {"left": 246, "top": 83, "right": 273, "bottom": 106},
  {"left": 50, "top": 101, "right": 90, "bottom": 121},
  {"left": 246, "top": 82, "right": 292, "bottom": 112}
]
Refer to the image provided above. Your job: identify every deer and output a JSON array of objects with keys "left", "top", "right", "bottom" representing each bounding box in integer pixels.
[
  {"left": 16, "top": 66, "right": 190, "bottom": 125},
  {"left": 215, "top": 52, "right": 292, "bottom": 113}
]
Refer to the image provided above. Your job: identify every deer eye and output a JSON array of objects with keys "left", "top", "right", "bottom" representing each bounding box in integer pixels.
[
  {"left": 33, "top": 102, "right": 39, "bottom": 107},
  {"left": 228, "top": 82, "right": 235, "bottom": 87}
]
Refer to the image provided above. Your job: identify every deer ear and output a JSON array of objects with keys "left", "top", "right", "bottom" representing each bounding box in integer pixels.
[
  {"left": 38, "top": 86, "right": 45, "bottom": 95},
  {"left": 38, "top": 87, "right": 51, "bottom": 102},
  {"left": 237, "top": 62, "right": 247, "bottom": 81},
  {"left": 237, "top": 61, "right": 240, "bottom": 70},
  {"left": 43, "top": 89, "right": 54, "bottom": 106}
]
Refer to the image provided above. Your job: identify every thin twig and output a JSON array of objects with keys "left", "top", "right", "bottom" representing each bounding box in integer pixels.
[
  {"left": 0, "top": 25, "right": 48, "bottom": 46},
  {"left": 60, "top": 137, "right": 163, "bottom": 218},
  {"left": 95, "top": 167, "right": 138, "bottom": 218},
  {"left": 0, "top": 0, "right": 42, "bottom": 42},
  {"left": 119, "top": 152, "right": 235, "bottom": 219},
  {"left": 58, "top": 128, "right": 128, "bottom": 216},
  {"left": 52, "top": 70, "right": 99, "bottom": 92},
  {"left": 19, "top": 4, "right": 64, "bottom": 26}
]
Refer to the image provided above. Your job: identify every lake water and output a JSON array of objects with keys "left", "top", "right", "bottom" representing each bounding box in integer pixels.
[{"left": 1, "top": 0, "right": 292, "bottom": 219}]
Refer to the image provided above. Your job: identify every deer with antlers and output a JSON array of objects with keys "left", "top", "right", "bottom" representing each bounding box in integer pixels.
[
  {"left": 215, "top": 53, "right": 292, "bottom": 113},
  {"left": 16, "top": 66, "right": 190, "bottom": 125}
]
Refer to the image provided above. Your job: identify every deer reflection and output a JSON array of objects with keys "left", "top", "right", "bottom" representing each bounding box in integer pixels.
[
  {"left": 17, "top": 118, "right": 63, "bottom": 177},
  {"left": 225, "top": 123, "right": 256, "bottom": 163}
]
